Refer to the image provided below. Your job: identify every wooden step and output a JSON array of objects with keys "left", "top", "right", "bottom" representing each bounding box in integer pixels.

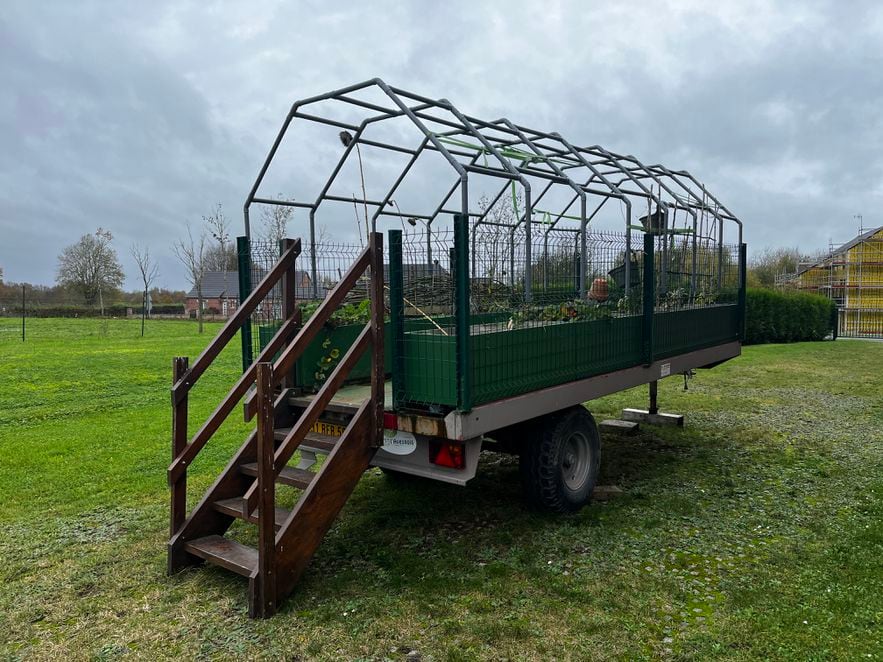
[
  {"left": 213, "top": 497, "right": 291, "bottom": 530},
  {"left": 287, "top": 396, "right": 359, "bottom": 416},
  {"left": 240, "top": 463, "right": 315, "bottom": 490},
  {"left": 273, "top": 429, "right": 340, "bottom": 454},
  {"left": 184, "top": 535, "right": 257, "bottom": 577}
]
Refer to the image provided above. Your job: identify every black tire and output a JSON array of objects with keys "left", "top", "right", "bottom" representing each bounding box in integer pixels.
[{"left": 520, "top": 406, "right": 600, "bottom": 513}]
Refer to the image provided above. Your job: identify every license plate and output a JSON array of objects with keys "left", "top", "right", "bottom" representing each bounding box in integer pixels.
[{"left": 310, "top": 421, "right": 347, "bottom": 437}]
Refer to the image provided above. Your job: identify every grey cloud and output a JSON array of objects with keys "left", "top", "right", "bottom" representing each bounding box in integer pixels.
[{"left": 1, "top": 0, "right": 882, "bottom": 288}]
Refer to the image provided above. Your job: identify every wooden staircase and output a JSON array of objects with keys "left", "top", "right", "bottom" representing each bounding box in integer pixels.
[{"left": 167, "top": 234, "right": 384, "bottom": 618}]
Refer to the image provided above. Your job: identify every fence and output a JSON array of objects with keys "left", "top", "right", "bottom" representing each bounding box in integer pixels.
[{"left": 239, "top": 221, "right": 744, "bottom": 412}]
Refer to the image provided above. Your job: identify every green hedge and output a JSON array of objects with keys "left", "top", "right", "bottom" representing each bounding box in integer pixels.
[
  {"left": 745, "top": 288, "right": 836, "bottom": 344},
  {"left": 5, "top": 303, "right": 185, "bottom": 318}
]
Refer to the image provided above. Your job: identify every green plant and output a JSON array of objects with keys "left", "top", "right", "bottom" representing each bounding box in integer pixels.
[
  {"left": 510, "top": 300, "right": 614, "bottom": 326},
  {"left": 299, "top": 299, "right": 375, "bottom": 328}
]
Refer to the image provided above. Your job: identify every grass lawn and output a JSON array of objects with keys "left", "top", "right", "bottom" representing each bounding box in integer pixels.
[{"left": 1, "top": 318, "right": 882, "bottom": 660}]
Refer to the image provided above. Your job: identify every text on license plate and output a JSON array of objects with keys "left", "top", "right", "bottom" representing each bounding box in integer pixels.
[{"left": 310, "top": 421, "right": 347, "bottom": 437}]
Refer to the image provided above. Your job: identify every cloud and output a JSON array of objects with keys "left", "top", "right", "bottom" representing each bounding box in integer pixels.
[{"left": 1, "top": 0, "right": 882, "bottom": 288}]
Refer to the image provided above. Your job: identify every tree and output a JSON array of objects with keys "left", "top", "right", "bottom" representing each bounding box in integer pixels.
[
  {"left": 203, "top": 203, "right": 237, "bottom": 272},
  {"left": 130, "top": 243, "right": 159, "bottom": 336},
  {"left": 261, "top": 195, "right": 294, "bottom": 245},
  {"left": 56, "top": 228, "right": 124, "bottom": 314},
  {"left": 475, "top": 192, "right": 522, "bottom": 286},
  {"left": 748, "top": 246, "right": 802, "bottom": 288},
  {"left": 173, "top": 224, "right": 208, "bottom": 333}
]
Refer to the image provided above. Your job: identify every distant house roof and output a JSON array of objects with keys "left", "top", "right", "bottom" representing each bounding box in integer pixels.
[
  {"left": 187, "top": 270, "right": 312, "bottom": 299},
  {"left": 187, "top": 272, "right": 239, "bottom": 298},
  {"left": 797, "top": 226, "right": 883, "bottom": 275}
]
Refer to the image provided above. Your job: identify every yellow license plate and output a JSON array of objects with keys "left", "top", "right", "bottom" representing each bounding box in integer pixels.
[{"left": 310, "top": 421, "right": 347, "bottom": 437}]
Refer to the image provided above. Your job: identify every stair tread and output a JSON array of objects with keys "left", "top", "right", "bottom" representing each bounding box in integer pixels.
[
  {"left": 273, "top": 429, "right": 340, "bottom": 453},
  {"left": 287, "top": 395, "right": 359, "bottom": 415},
  {"left": 184, "top": 534, "right": 257, "bottom": 577},
  {"left": 240, "top": 462, "right": 315, "bottom": 489},
  {"left": 213, "top": 497, "right": 291, "bottom": 529}
]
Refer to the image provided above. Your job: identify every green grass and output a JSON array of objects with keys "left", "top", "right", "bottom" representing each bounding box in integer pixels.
[{"left": 1, "top": 319, "right": 882, "bottom": 660}]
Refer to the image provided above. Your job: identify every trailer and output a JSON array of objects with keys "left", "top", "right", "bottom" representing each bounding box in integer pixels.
[{"left": 167, "top": 80, "right": 746, "bottom": 617}]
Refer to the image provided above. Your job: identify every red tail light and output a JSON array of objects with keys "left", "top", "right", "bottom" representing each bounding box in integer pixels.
[
  {"left": 429, "top": 440, "right": 466, "bottom": 469},
  {"left": 383, "top": 412, "right": 398, "bottom": 430}
]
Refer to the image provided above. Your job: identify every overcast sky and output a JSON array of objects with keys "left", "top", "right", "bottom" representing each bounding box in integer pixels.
[{"left": 2, "top": 0, "right": 882, "bottom": 289}]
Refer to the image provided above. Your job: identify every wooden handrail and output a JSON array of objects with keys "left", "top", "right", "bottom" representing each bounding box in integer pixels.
[
  {"left": 167, "top": 313, "right": 300, "bottom": 485},
  {"left": 243, "top": 246, "right": 372, "bottom": 420},
  {"left": 171, "top": 238, "right": 301, "bottom": 404},
  {"left": 241, "top": 323, "right": 372, "bottom": 514}
]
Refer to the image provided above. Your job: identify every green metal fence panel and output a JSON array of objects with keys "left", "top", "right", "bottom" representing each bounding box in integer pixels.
[
  {"left": 642, "top": 232, "right": 655, "bottom": 366},
  {"left": 454, "top": 213, "right": 472, "bottom": 411},
  {"left": 468, "top": 314, "right": 644, "bottom": 404},
  {"left": 388, "top": 230, "right": 405, "bottom": 409},
  {"left": 237, "top": 235, "right": 253, "bottom": 373},
  {"left": 401, "top": 332, "right": 458, "bottom": 406},
  {"left": 653, "top": 305, "right": 740, "bottom": 358}
]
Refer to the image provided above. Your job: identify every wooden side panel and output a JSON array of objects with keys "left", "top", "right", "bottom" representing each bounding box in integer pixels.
[{"left": 251, "top": 362, "right": 277, "bottom": 618}]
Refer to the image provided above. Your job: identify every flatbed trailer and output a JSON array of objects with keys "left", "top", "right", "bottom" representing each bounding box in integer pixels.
[{"left": 167, "top": 80, "right": 746, "bottom": 617}]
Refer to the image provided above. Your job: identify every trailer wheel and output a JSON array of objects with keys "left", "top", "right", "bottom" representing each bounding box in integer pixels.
[{"left": 520, "top": 407, "right": 600, "bottom": 513}]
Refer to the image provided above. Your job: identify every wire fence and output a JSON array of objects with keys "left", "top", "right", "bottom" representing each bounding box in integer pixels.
[{"left": 241, "top": 226, "right": 743, "bottom": 407}]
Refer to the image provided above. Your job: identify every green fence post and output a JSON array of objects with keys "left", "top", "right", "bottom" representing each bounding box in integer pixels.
[
  {"left": 642, "top": 233, "right": 655, "bottom": 366},
  {"left": 388, "top": 230, "right": 405, "bottom": 409},
  {"left": 454, "top": 213, "right": 472, "bottom": 412},
  {"left": 237, "top": 235, "right": 254, "bottom": 373},
  {"left": 738, "top": 242, "right": 747, "bottom": 341}
]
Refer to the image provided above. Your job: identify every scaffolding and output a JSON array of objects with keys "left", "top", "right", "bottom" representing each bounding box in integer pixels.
[{"left": 777, "top": 226, "right": 883, "bottom": 338}]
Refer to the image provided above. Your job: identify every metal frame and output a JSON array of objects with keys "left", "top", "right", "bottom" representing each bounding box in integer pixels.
[
  {"left": 241, "top": 79, "right": 744, "bottom": 301},
  {"left": 441, "top": 341, "right": 741, "bottom": 440}
]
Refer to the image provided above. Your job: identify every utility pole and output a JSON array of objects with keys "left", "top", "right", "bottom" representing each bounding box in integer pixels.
[{"left": 21, "top": 283, "right": 25, "bottom": 342}]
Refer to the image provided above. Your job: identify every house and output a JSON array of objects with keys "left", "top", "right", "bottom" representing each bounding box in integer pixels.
[
  {"left": 185, "top": 270, "right": 313, "bottom": 318},
  {"left": 778, "top": 226, "right": 883, "bottom": 338}
]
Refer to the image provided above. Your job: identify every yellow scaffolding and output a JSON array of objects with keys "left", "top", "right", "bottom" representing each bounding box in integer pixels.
[{"left": 778, "top": 227, "right": 883, "bottom": 338}]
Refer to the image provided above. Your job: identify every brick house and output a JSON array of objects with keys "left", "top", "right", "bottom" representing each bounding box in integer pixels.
[{"left": 185, "top": 270, "right": 312, "bottom": 318}]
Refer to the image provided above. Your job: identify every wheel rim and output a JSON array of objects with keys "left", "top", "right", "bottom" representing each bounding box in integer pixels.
[{"left": 561, "top": 431, "right": 591, "bottom": 492}]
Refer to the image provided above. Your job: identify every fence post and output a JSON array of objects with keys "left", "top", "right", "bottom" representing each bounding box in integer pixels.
[
  {"left": 252, "top": 361, "right": 277, "bottom": 618},
  {"left": 642, "top": 233, "right": 655, "bottom": 366},
  {"left": 738, "top": 242, "right": 747, "bottom": 341},
  {"left": 280, "top": 237, "right": 297, "bottom": 389},
  {"left": 454, "top": 213, "right": 472, "bottom": 411},
  {"left": 170, "top": 356, "right": 189, "bottom": 538},
  {"left": 368, "top": 232, "right": 385, "bottom": 446},
  {"left": 388, "top": 230, "right": 405, "bottom": 410},
  {"left": 237, "top": 236, "right": 254, "bottom": 373}
]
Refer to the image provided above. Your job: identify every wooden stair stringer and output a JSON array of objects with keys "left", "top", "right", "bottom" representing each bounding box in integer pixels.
[
  {"left": 168, "top": 429, "right": 257, "bottom": 572},
  {"left": 264, "top": 399, "right": 377, "bottom": 605},
  {"left": 168, "top": 392, "right": 289, "bottom": 573}
]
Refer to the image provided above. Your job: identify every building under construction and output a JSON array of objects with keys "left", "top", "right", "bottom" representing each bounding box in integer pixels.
[{"left": 777, "top": 226, "right": 883, "bottom": 338}]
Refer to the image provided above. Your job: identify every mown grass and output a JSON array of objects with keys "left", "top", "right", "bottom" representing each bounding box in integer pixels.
[{"left": 1, "top": 318, "right": 881, "bottom": 660}]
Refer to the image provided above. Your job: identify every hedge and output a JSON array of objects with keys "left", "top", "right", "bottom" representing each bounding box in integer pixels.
[
  {"left": 744, "top": 288, "right": 837, "bottom": 345},
  {"left": 2, "top": 303, "right": 185, "bottom": 318}
]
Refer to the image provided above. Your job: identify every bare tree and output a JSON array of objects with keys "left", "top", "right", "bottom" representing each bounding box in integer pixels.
[
  {"left": 260, "top": 195, "right": 294, "bottom": 244},
  {"left": 203, "top": 203, "right": 237, "bottom": 271},
  {"left": 130, "top": 243, "right": 159, "bottom": 336},
  {"left": 475, "top": 193, "right": 522, "bottom": 285},
  {"left": 748, "top": 246, "right": 802, "bottom": 288},
  {"left": 173, "top": 224, "right": 208, "bottom": 333},
  {"left": 57, "top": 228, "right": 124, "bottom": 315}
]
